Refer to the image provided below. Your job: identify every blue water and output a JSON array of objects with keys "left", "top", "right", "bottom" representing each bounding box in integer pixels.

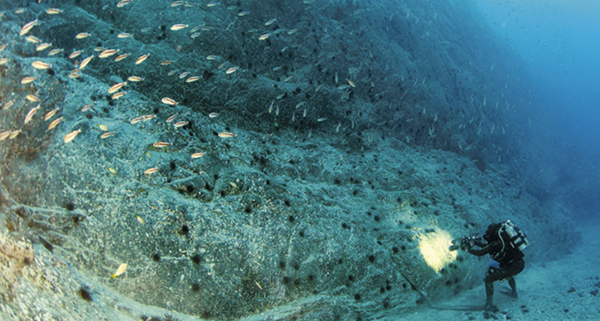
[
  {"left": 1, "top": 0, "right": 598, "bottom": 320},
  {"left": 474, "top": 0, "right": 600, "bottom": 218}
]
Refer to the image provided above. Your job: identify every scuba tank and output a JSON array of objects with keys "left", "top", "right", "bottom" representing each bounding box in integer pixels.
[{"left": 500, "top": 220, "right": 530, "bottom": 252}]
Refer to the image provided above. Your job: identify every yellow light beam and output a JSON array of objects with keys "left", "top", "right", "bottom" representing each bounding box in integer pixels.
[{"left": 418, "top": 229, "right": 457, "bottom": 273}]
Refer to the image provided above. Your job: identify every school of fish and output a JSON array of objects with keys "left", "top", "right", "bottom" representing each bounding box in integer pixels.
[{"left": 0, "top": 1, "right": 354, "bottom": 177}]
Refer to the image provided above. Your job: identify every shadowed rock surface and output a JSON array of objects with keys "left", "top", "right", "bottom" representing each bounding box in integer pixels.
[{"left": 0, "top": 1, "right": 578, "bottom": 320}]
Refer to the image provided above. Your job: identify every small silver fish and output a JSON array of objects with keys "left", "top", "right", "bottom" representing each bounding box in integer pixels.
[
  {"left": 101, "top": 131, "right": 114, "bottom": 139},
  {"left": 171, "top": 24, "right": 189, "bottom": 31},
  {"left": 46, "top": 8, "right": 63, "bottom": 14},
  {"left": 47, "top": 117, "right": 62, "bottom": 131},
  {"left": 31, "top": 61, "right": 51, "bottom": 70},
  {"left": 117, "top": 0, "right": 133, "bottom": 7},
  {"left": 48, "top": 48, "right": 63, "bottom": 56},
  {"left": 135, "top": 53, "right": 150, "bottom": 64},
  {"left": 173, "top": 121, "right": 188, "bottom": 128},
  {"left": 24, "top": 105, "right": 40, "bottom": 124},
  {"left": 99, "top": 49, "right": 120, "bottom": 58},
  {"left": 44, "top": 108, "right": 59, "bottom": 121},
  {"left": 20, "top": 19, "right": 37, "bottom": 36},
  {"left": 115, "top": 54, "right": 130, "bottom": 62},
  {"left": 76, "top": 32, "right": 91, "bottom": 39},
  {"left": 166, "top": 113, "right": 178, "bottom": 123},
  {"left": 127, "top": 76, "right": 144, "bottom": 82},
  {"left": 64, "top": 128, "right": 81, "bottom": 143},
  {"left": 36, "top": 43, "right": 52, "bottom": 51},
  {"left": 69, "top": 50, "right": 84, "bottom": 59},
  {"left": 161, "top": 97, "right": 178, "bottom": 105},
  {"left": 108, "top": 82, "right": 127, "bottom": 94},
  {"left": 79, "top": 55, "right": 94, "bottom": 69},
  {"left": 218, "top": 132, "right": 236, "bottom": 138}
]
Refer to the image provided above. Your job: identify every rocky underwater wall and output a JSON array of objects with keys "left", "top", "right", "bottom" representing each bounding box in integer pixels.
[{"left": 0, "top": 0, "right": 577, "bottom": 320}]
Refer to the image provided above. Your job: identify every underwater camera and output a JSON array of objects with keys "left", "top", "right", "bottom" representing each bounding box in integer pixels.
[{"left": 449, "top": 234, "right": 482, "bottom": 251}]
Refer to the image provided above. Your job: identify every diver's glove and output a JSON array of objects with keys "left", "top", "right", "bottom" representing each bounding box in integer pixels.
[{"left": 460, "top": 240, "right": 473, "bottom": 251}]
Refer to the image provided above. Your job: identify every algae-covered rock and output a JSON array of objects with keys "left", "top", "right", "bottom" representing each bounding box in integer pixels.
[{"left": 0, "top": 0, "right": 578, "bottom": 320}]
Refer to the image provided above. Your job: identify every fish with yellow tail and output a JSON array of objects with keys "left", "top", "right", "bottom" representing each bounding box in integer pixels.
[{"left": 111, "top": 263, "right": 127, "bottom": 279}]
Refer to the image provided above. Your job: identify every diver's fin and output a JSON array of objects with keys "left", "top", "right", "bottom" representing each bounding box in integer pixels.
[{"left": 499, "top": 288, "right": 518, "bottom": 299}]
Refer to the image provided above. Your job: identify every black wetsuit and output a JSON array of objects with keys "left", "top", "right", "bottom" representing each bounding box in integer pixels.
[{"left": 468, "top": 237, "right": 525, "bottom": 309}]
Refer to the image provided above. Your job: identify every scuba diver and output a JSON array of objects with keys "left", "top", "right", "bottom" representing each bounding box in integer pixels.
[{"left": 458, "top": 220, "right": 529, "bottom": 314}]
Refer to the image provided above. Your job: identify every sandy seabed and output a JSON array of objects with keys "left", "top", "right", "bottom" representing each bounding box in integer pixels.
[{"left": 383, "top": 218, "right": 600, "bottom": 321}]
